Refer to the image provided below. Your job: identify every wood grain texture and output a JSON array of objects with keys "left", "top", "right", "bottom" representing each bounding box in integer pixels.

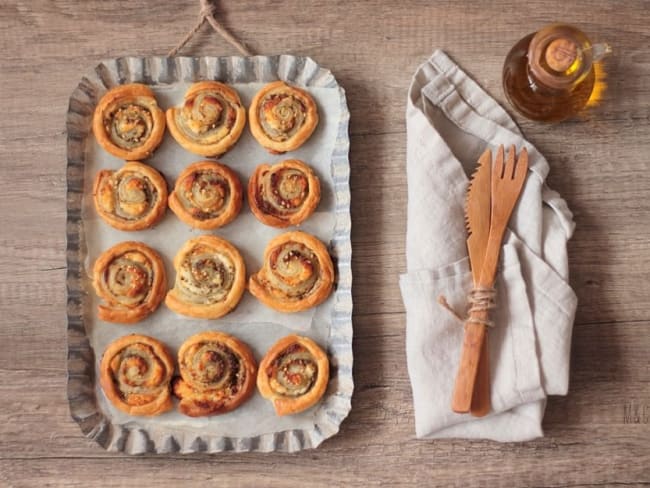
[{"left": 1, "top": 0, "right": 649, "bottom": 486}]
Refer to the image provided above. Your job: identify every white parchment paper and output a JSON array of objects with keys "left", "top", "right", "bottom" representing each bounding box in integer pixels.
[{"left": 82, "top": 82, "right": 341, "bottom": 437}]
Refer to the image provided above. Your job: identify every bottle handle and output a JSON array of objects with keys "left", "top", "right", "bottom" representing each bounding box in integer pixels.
[{"left": 591, "top": 43, "right": 612, "bottom": 62}]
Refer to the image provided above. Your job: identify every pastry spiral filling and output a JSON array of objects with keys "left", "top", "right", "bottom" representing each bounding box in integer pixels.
[
  {"left": 169, "top": 161, "right": 242, "bottom": 230},
  {"left": 105, "top": 102, "right": 155, "bottom": 150},
  {"left": 166, "top": 236, "right": 245, "bottom": 319},
  {"left": 100, "top": 335, "right": 174, "bottom": 415},
  {"left": 98, "top": 250, "right": 158, "bottom": 307},
  {"left": 167, "top": 82, "right": 245, "bottom": 157},
  {"left": 102, "top": 171, "right": 156, "bottom": 220},
  {"left": 109, "top": 342, "right": 170, "bottom": 406},
  {"left": 249, "top": 81, "right": 319, "bottom": 154},
  {"left": 181, "top": 341, "right": 245, "bottom": 393},
  {"left": 258, "top": 94, "right": 307, "bottom": 142},
  {"left": 177, "top": 246, "right": 236, "bottom": 304},
  {"left": 249, "top": 231, "right": 334, "bottom": 312},
  {"left": 93, "top": 162, "right": 167, "bottom": 231},
  {"left": 93, "top": 242, "right": 166, "bottom": 323},
  {"left": 174, "top": 332, "right": 257, "bottom": 416},
  {"left": 259, "top": 167, "right": 308, "bottom": 214},
  {"left": 267, "top": 344, "right": 317, "bottom": 397},
  {"left": 176, "top": 91, "right": 238, "bottom": 145},
  {"left": 178, "top": 169, "right": 230, "bottom": 220},
  {"left": 256, "top": 335, "right": 329, "bottom": 415},
  {"left": 115, "top": 172, "right": 152, "bottom": 218},
  {"left": 248, "top": 160, "right": 320, "bottom": 228},
  {"left": 263, "top": 242, "right": 319, "bottom": 300},
  {"left": 101, "top": 252, "right": 154, "bottom": 306},
  {"left": 93, "top": 84, "right": 165, "bottom": 160}
]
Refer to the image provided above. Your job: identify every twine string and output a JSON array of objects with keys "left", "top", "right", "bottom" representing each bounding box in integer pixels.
[
  {"left": 437, "top": 286, "right": 497, "bottom": 328},
  {"left": 169, "top": 0, "right": 252, "bottom": 57}
]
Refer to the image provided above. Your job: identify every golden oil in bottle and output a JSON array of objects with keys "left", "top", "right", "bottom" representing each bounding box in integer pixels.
[{"left": 503, "top": 24, "right": 609, "bottom": 123}]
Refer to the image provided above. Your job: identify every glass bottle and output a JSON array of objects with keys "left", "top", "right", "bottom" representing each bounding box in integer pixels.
[{"left": 503, "top": 24, "right": 611, "bottom": 122}]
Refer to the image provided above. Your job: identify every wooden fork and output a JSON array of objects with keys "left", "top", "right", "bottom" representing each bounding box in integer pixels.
[{"left": 452, "top": 145, "right": 529, "bottom": 414}]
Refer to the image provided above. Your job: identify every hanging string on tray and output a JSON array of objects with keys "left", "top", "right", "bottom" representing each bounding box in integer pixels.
[{"left": 169, "top": 0, "right": 253, "bottom": 57}]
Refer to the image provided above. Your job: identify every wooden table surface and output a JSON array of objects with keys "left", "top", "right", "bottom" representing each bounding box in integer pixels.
[{"left": 1, "top": 1, "right": 649, "bottom": 486}]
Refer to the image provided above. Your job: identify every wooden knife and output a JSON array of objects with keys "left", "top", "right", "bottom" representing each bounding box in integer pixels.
[{"left": 451, "top": 148, "right": 492, "bottom": 414}]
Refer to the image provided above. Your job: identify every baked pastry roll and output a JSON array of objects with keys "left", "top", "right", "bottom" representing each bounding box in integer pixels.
[
  {"left": 166, "top": 81, "right": 246, "bottom": 157},
  {"left": 168, "top": 161, "right": 242, "bottom": 230},
  {"left": 92, "top": 241, "right": 167, "bottom": 324},
  {"left": 99, "top": 334, "right": 174, "bottom": 416},
  {"left": 257, "top": 335, "right": 329, "bottom": 416},
  {"left": 248, "top": 159, "right": 321, "bottom": 228},
  {"left": 249, "top": 231, "right": 334, "bottom": 312},
  {"left": 165, "top": 235, "right": 246, "bottom": 319},
  {"left": 249, "top": 81, "right": 319, "bottom": 154},
  {"left": 93, "top": 161, "right": 168, "bottom": 231},
  {"left": 92, "top": 84, "right": 166, "bottom": 160},
  {"left": 174, "top": 331, "right": 257, "bottom": 416}
]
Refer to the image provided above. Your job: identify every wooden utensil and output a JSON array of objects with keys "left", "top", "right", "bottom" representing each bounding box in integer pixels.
[
  {"left": 451, "top": 145, "right": 529, "bottom": 414},
  {"left": 470, "top": 332, "right": 491, "bottom": 417},
  {"left": 471, "top": 145, "right": 529, "bottom": 417},
  {"left": 461, "top": 149, "right": 492, "bottom": 416}
]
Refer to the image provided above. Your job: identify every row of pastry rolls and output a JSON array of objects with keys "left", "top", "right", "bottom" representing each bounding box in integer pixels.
[
  {"left": 93, "top": 158, "right": 321, "bottom": 231},
  {"left": 93, "top": 80, "right": 319, "bottom": 159},
  {"left": 100, "top": 332, "right": 329, "bottom": 418},
  {"left": 92, "top": 232, "right": 334, "bottom": 323}
]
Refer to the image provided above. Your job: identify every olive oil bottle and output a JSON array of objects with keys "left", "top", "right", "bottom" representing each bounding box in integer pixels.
[{"left": 503, "top": 24, "right": 610, "bottom": 122}]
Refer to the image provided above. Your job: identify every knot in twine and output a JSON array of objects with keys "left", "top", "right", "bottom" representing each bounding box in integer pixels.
[
  {"left": 169, "top": 0, "right": 252, "bottom": 57},
  {"left": 437, "top": 287, "right": 497, "bottom": 328},
  {"left": 199, "top": 0, "right": 218, "bottom": 18}
]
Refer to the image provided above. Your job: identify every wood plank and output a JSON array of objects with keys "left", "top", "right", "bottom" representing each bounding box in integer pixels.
[{"left": 0, "top": 450, "right": 648, "bottom": 488}]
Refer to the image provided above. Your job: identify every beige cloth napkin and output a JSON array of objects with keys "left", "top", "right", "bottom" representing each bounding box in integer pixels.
[{"left": 400, "top": 50, "right": 578, "bottom": 441}]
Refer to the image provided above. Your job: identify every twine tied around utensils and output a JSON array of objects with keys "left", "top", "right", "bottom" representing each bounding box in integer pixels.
[
  {"left": 168, "top": 0, "right": 253, "bottom": 57},
  {"left": 437, "top": 287, "right": 497, "bottom": 328}
]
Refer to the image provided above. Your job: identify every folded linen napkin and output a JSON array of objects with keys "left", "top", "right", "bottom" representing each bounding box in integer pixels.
[{"left": 400, "top": 50, "right": 578, "bottom": 442}]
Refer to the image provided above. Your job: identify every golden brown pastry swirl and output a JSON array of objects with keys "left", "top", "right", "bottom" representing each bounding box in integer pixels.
[
  {"left": 93, "top": 161, "right": 168, "bottom": 231},
  {"left": 174, "top": 331, "right": 257, "bottom": 417},
  {"left": 249, "top": 81, "right": 319, "bottom": 154},
  {"left": 165, "top": 235, "right": 246, "bottom": 319},
  {"left": 249, "top": 231, "right": 334, "bottom": 313},
  {"left": 248, "top": 159, "right": 321, "bottom": 228},
  {"left": 92, "top": 84, "right": 166, "bottom": 160},
  {"left": 92, "top": 241, "right": 167, "bottom": 324},
  {"left": 169, "top": 161, "right": 242, "bottom": 230},
  {"left": 257, "top": 335, "right": 329, "bottom": 415},
  {"left": 166, "top": 81, "right": 246, "bottom": 157},
  {"left": 99, "top": 334, "right": 174, "bottom": 416}
]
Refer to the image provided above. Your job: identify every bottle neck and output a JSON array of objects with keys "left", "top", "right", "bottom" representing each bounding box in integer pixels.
[{"left": 527, "top": 24, "right": 593, "bottom": 91}]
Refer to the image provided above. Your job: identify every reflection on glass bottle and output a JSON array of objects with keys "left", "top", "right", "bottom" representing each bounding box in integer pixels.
[{"left": 503, "top": 24, "right": 611, "bottom": 122}]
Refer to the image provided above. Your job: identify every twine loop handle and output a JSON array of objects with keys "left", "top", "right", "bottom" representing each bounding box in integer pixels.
[{"left": 169, "top": 0, "right": 253, "bottom": 57}]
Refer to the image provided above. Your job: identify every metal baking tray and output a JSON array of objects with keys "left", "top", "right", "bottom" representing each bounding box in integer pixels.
[{"left": 65, "top": 55, "right": 353, "bottom": 454}]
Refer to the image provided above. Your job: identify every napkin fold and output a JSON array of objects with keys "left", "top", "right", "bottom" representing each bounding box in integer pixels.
[{"left": 400, "top": 50, "right": 578, "bottom": 442}]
